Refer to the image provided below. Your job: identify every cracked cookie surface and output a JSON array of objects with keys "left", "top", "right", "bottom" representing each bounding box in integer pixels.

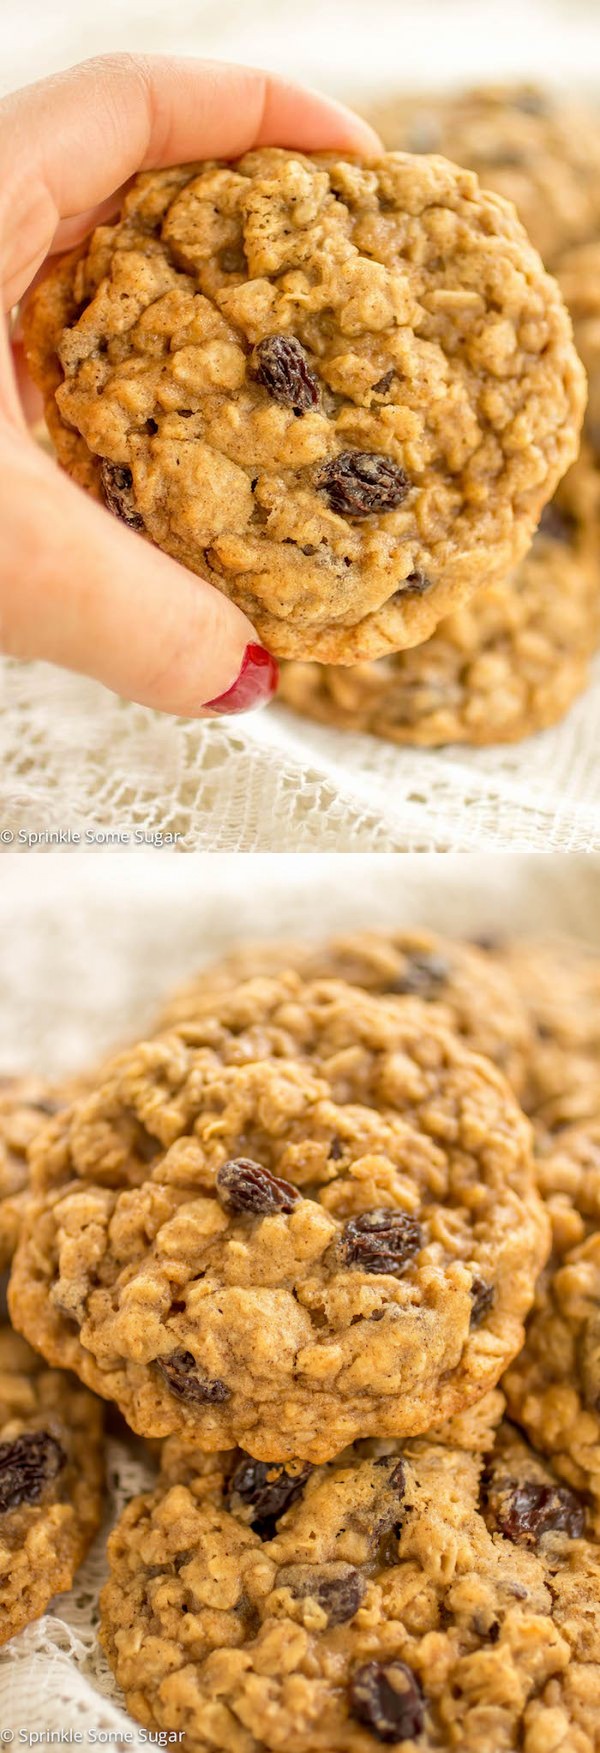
[
  {"left": 278, "top": 490, "right": 598, "bottom": 745},
  {"left": 370, "top": 84, "right": 600, "bottom": 267},
  {"left": 8, "top": 975, "right": 548, "bottom": 1461},
  {"left": 99, "top": 1413, "right": 600, "bottom": 1752},
  {"left": 0, "top": 1325, "right": 104, "bottom": 1645},
  {"left": 23, "top": 148, "right": 584, "bottom": 663}
]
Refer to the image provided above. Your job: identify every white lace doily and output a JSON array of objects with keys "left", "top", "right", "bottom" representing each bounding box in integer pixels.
[
  {"left": 0, "top": 853, "right": 598, "bottom": 1728},
  {"left": 2, "top": 651, "right": 600, "bottom": 854},
  {"left": 1, "top": 0, "right": 600, "bottom": 853}
]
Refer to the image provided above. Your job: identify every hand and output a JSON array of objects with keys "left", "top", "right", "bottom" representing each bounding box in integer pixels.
[{"left": 0, "top": 55, "right": 379, "bottom": 716}]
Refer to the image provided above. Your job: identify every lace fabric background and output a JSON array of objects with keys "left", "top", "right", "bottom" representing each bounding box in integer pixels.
[
  {"left": 1, "top": 0, "right": 600, "bottom": 852},
  {"left": 2, "top": 654, "right": 600, "bottom": 853},
  {"left": 0, "top": 850, "right": 599, "bottom": 1732}
]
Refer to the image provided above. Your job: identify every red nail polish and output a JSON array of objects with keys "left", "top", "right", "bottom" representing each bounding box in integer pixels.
[{"left": 204, "top": 643, "right": 279, "bottom": 715}]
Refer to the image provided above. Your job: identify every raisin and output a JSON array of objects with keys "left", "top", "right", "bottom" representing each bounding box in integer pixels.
[
  {"left": 0, "top": 1430, "right": 66, "bottom": 1514},
  {"left": 155, "top": 1351, "right": 230, "bottom": 1404},
  {"left": 387, "top": 1459, "right": 407, "bottom": 1496},
  {"left": 485, "top": 1476, "right": 585, "bottom": 1545},
  {"left": 513, "top": 89, "right": 549, "bottom": 115},
  {"left": 229, "top": 1455, "right": 312, "bottom": 1537},
  {"left": 373, "top": 1454, "right": 407, "bottom": 1491},
  {"left": 349, "top": 1661, "right": 425, "bottom": 1743},
  {"left": 340, "top": 1210, "right": 423, "bottom": 1275},
  {"left": 401, "top": 569, "right": 433, "bottom": 596},
  {"left": 316, "top": 452, "right": 409, "bottom": 518},
  {"left": 538, "top": 501, "right": 575, "bottom": 545},
  {"left": 100, "top": 461, "right": 145, "bottom": 530},
  {"left": 216, "top": 1158, "right": 301, "bottom": 1216},
  {"left": 378, "top": 1525, "right": 402, "bottom": 1567},
  {"left": 489, "top": 149, "right": 527, "bottom": 167},
  {"left": 372, "top": 370, "right": 395, "bottom": 396},
  {"left": 470, "top": 1280, "right": 495, "bottom": 1327},
  {"left": 388, "top": 951, "right": 450, "bottom": 998},
  {"left": 252, "top": 335, "right": 320, "bottom": 414},
  {"left": 374, "top": 1457, "right": 407, "bottom": 1563},
  {"left": 278, "top": 1562, "right": 365, "bottom": 1625}
]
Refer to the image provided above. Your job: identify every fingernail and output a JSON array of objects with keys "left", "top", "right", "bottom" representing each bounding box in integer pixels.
[{"left": 204, "top": 643, "right": 279, "bottom": 715}]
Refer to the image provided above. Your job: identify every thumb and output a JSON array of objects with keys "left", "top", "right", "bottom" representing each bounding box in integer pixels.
[{"left": 0, "top": 428, "right": 278, "bottom": 716}]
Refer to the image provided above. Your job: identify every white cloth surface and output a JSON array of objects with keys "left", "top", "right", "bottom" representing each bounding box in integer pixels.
[
  {"left": 0, "top": 851, "right": 599, "bottom": 1732},
  {"left": 1, "top": 647, "right": 600, "bottom": 854},
  {"left": 0, "top": 853, "right": 599, "bottom": 1073},
  {"left": 1, "top": 0, "right": 600, "bottom": 851}
]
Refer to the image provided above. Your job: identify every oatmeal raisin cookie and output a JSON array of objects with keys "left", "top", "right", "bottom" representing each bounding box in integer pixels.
[
  {"left": 9, "top": 975, "right": 548, "bottom": 1461},
  {"left": 0, "top": 1076, "right": 81, "bottom": 1267},
  {"left": 99, "top": 1413, "right": 600, "bottom": 1751},
  {"left": 23, "top": 147, "right": 584, "bottom": 662},
  {"left": 0, "top": 1325, "right": 104, "bottom": 1645}
]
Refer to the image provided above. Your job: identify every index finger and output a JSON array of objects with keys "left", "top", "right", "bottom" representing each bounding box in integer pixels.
[{"left": 0, "top": 54, "right": 382, "bottom": 306}]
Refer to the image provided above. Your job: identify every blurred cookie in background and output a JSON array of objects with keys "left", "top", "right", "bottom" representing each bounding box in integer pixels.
[
  {"left": 369, "top": 84, "right": 600, "bottom": 265},
  {"left": 557, "top": 240, "right": 600, "bottom": 451},
  {"left": 496, "top": 937, "right": 600, "bottom": 1130},
  {"left": 155, "top": 924, "right": 534, "bottom": 1091},
  {"left": 0, "top": 1077, "right": 80, "bottom": 1268}
]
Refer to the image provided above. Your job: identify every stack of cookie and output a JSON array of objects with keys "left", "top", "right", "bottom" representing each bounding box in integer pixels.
[
  {"left": 2, "top": 927, "right": 600, "bottom": 1748},
  {"left": 0, "top": 1073, "right": 105, "bottom": 1644},
  {"left": 279, "top": 85, "right": 600, "bottom": 745},
  {"left": 23, "top": 113, "right": 591, "bottom": 754}
]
